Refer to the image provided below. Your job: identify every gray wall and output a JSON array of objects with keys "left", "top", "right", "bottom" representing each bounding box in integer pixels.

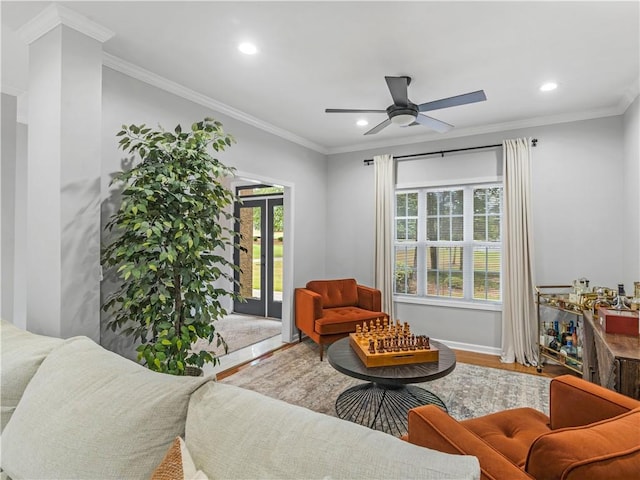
[
  {"left": 100, "top": 68, "right": 327, "bottom": 357},
  {"left": 1, "top": 93, "right": 17, "bottom": 322},
  {"left": 326, "top": 115, "right": 632, "bottom": 353},
  {"left": 12, "top": 122, "right": 28, "bottom": 329},
  {"left": 623, "top": 95, "right": 639, "bottom": 291}
]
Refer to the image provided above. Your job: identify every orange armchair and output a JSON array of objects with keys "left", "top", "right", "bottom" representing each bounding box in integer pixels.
[
  {"left": 405, "top": 375, "right": 640, "bottom": 480},
  {"left": 295, "top": 278, "right": 388, "bottom": 360}
]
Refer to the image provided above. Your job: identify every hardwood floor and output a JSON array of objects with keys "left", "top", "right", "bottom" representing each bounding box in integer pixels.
[
  {"left": 216, "top": 340, "right": 574, "bottom": 380},
  {"left": 453, "top": 349, "right": 574, "bottom": 378}
]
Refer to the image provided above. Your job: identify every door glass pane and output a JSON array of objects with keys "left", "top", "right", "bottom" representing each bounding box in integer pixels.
[
  {"left": 272, "top": 205, "right": 283, "bottom": 302},
  {"left": 239, "top": 206, "right": 261, "bottom": 300}
]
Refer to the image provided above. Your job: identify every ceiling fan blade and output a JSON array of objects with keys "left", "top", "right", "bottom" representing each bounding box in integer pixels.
[
  {"left": 325, "top": 108, "right": 387, "bottom": 113},
  {"left": 414, "top": 114, "right": 454, "bottom": 133},
  {"left": 418, "top": 90, "right": 487, "bottom": 112},
  {"left": 364, "top": 118, "right": 392, "bottom": 135},
  {"left": 385, "top": 76, "right": 410, "bottom": 107}
]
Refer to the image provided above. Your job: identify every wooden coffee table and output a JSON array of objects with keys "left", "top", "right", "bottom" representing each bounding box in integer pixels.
[{"left": 326, "top": 336, "right": 456, "bottom": 437}]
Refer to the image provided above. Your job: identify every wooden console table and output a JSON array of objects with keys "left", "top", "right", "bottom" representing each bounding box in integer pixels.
[{"left": 583, "top": 310, "right": 640, "bottom": 399}]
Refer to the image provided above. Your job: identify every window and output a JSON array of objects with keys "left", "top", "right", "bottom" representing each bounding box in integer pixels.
[{"left": 394, "top": 184, "right": 502, "bottom": 304}]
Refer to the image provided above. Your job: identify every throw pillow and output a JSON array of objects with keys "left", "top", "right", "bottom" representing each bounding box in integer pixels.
[
  {"left": 151, "top": 437, "right": 208, "bottom": 480},
  {"left": 1, "top": 336, "right": 211, "bottom": 480},
  {"left": 0, "top": 319, "right": 63, "bottom": 431}
]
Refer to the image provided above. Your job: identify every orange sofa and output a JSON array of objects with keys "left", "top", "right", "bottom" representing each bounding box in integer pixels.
[
  {"left": 295, "top": 278, "right": 388, "bottom": 360},
  {"left": 405, "top": 374, "right": 640, "bottom": 480}
]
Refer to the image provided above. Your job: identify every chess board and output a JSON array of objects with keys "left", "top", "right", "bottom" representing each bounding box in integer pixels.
[{"left": 349, "top": 319, "right": 439, "bottom": 368}]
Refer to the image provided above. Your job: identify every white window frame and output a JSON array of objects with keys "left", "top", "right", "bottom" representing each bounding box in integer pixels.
[{"left": 393, "top": 179, "right": 503, "bottom": 311}]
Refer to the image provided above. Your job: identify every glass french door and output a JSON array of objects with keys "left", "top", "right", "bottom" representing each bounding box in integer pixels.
[{"left": 233, "top": 196, "right": 283, "bottom": 318}]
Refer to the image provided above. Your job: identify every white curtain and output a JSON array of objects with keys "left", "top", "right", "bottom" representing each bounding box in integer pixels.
[
  {"left": 374, "top": 154, "right": 395, "bottom": 320},
  {"left": 501, "top": 138, "right": 538, "bottom": 365}
]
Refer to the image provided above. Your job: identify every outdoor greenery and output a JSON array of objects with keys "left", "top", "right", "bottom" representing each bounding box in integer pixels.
[
  {"left": 102, "top": 117, "right": 243, "bottom": 375},
  {"left": 249, "top": 186, "right": 284, "bottom": 231},
  {"left": 394, "top": 186, "right": 502, "bottom": 301},
  {"left": 394, "top": 247, "right": 501, "bottom": 300},
  {"left": 251, "top": 242, "right": 284, "bottom": 292}
]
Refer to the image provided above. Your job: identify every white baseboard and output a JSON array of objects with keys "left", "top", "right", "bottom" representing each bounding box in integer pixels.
[
  {"left": 433, "top": 338, "right": 502, "bottom": 357},
  {"left": 292, "top": 335, "right": 501, "bottom": 357}
]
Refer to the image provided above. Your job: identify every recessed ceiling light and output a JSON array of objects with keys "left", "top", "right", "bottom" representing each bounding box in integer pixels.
[
  {"left": 540, "top": 82, "right": 558, "bottom": 92},
  {"left": 356, "top": 119, "right": 369, "bottom": 127},
  {"left": 238, "top": 42, "right": 258, "bottom": 55}
]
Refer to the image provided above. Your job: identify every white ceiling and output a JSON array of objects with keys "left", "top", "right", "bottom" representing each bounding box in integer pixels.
[{"left": 2, "top": 1, "right": 639, "bottom": 154}]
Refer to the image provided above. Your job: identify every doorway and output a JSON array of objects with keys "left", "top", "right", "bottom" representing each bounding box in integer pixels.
[{"left": 233, "top": 185, "right": 284, "bottom": 318}]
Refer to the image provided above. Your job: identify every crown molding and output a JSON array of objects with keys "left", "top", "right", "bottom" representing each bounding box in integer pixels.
[
  {"left": 326, "top": 105, "right": 627, "bottom": 155},
  {"left": 17, "top": 3, "right": 114, "bottom": 45},
  {"left": 102, "top": 53, "right": 328, "bottom": 155}
]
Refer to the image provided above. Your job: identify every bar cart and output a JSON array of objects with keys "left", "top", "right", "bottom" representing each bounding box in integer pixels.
[{"left": 535, "top": 285, "right": 584, "bottom": 376}]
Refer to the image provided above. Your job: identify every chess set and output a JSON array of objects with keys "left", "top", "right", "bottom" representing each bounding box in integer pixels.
[{"left": 349, "top": 318, "right": 439, "bottom": 367}]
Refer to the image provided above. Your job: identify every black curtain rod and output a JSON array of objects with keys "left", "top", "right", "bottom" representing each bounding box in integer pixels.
[{"left": 363, "top": 138, "right": 538, "bottom": 165}]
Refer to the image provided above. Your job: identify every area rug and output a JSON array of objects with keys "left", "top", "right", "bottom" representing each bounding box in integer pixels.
[
  {"left": 192, "top": 314, "right": 281, "bottom": 355},
  {"left": 221, "top": 339, "right": 551, "bottom": 423}
]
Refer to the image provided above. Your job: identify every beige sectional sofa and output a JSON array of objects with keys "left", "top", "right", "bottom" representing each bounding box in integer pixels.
[{"left": 0, "top": 320, "right": 480, "bottom": 479}]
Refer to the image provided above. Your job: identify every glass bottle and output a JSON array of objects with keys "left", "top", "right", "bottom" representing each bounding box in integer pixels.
[
  {"left": 593, "top": 287, "right": 610, "bottom": 312},
  {"left": 631, "top": 282, "right": 640, "bottom": 312},
  {"left": 613, "top": 284, "right": 629, "bottom": 310}
]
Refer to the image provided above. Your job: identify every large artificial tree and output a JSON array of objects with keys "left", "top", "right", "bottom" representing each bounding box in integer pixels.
[{"left": 102, "top": 117, "right": 242, "bottom": 375}]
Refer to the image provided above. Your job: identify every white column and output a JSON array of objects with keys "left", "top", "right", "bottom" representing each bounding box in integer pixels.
[{"left": 20, "top": 5, "right": 113, "bottom": 340}]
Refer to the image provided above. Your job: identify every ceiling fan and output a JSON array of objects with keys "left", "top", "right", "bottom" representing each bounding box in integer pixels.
[{"left": 325, "top": 76, "right": 486, "bottom": 135}]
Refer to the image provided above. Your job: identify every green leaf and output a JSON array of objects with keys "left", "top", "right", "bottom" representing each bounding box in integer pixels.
[{"left": 102, "top": 117, "right": 238, "bottom": 376}]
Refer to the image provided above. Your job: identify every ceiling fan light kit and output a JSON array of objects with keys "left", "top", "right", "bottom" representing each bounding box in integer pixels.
[
  {"left": 388, "top": 104, "right": 418, "bottom": 126},
  {"left": 325, "top": 76, "right": 487, "bottom": 135}
]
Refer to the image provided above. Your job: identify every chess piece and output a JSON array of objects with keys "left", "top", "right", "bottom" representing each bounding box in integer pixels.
[
  {"left": 409, "top": 334, "right": 416, "bottom": 351},
  {"left": 368, "top": 339, "right": 375, "bottom": 354}
]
